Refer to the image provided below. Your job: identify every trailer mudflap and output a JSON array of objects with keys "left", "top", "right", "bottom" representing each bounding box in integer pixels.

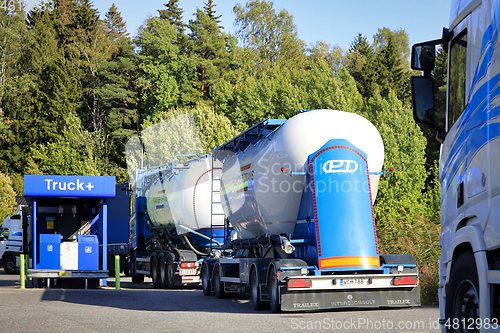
[{"left": 280, "top": 287, "right": 421, "bottom": 312}]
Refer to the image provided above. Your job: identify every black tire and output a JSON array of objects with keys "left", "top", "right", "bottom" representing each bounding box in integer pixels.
[
  {"left": 269, "top": 266, "right": 281, "bottom": 313},
  {"left": 445, "top": 251, "right": 479, "bottom": 333},
  {"left": 251, "top": 268, "right": 268, "bottom": 310},
  {"left": 202, "top": 263, "right": 213, "bottom": 296},
  {"left": 159, "top": 253, "right": 168, "bottom": 289},
  {"left": 167, "top": 258, "right": 175, "bottom": 289},
  {"left": 33, "top": 278, "right": 45, "bottom": 288},
  {"left": 130, "top": 252, "right": 144, "bottom": 283},
  {"left": 3, "top": 255, "right": 16, "bottom": 274},
  {"left": 151, "top": 252, "right": 160, "bottom": 288},
  {"left": 214, "top": 264, "right": 225, "bottom": 299}
]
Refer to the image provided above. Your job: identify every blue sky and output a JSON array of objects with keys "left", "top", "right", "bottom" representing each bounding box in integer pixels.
[{"left": 91, "top": 0, "right": 452, "bottom": 51}]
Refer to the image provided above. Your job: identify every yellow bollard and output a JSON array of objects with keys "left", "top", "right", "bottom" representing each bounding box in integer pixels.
[
  {"left": 115, "top": 255, "right": 120, "bottom": 290},
  {"left": 20, "top": 254, "right": 25, "bottom": 289}
]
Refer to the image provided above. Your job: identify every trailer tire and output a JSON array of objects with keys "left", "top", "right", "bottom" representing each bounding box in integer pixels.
[
  {"left": 445, "top": 251, "right": 479, "bottom": 333},
  {"left": 251, "top": 268, "right": 268, "bottom": 310},
  {"left": 3, "top": 255, "right": 16, "bottom": 274},
  {"left": 159, "top": 253, "right": 168, "bottom": 289},
  {"left": 151, "top": 252, "right": 160, "bottom": 288},
  {"left": 269, "top": 266, "right": 281, "bottom": 313},
  {"left": 166, "top": 257, "right": 175, "bottom": 289},
  {"left": 130, "top": 252, "right": 144, "bottom": 283},
  {"left": 214, "top": 264, "right": 225, "bottom": 299}
]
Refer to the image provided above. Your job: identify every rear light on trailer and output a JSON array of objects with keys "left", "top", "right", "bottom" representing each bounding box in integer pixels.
[
  {"left": 393, "top": 276, "right": 418, "bottom": 285},
  {"left": 180, "top": 262, "right": 196, "bottom": 268},
  {"left": 287, "top": 278, "right": 312, "bottom": 289}
]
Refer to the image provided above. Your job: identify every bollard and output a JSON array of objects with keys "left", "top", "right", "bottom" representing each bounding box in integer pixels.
[
  {"left": 20, "top": 254, "right": 25, "bottom": 289},
  {"left": 115, "top": 255, "right": 120, "bottom": 290}
]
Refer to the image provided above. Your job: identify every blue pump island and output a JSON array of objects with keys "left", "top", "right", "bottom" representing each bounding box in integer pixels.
[{"left": 24, "top": 175, "right": 115, "bottom": 288}]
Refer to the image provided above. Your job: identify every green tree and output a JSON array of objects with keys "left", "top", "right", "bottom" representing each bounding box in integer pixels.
[
  {"left": 158, "top": 0, "right": 186, "bottom": 34},
  {"left": 188, "top": 4, "right": 234, "bottom": 102},
  {"left": 134, "top": 17, "right": 182, "bottom": 118},
  {"left": 0, "top": 3, "right": 81, "bottom": 187},
  {"left": 96, "top": 38, "right": 138, "bottom": 181},
  {"left": 373, "top": 27, "right": 410, "bottom": 68},
  {"left": 0, "top": 2, "right": 27, "bottom": 119},
  {"left": 233, "top": 0, "right": 305, "bottom": 70},
  {"left": 104, "top": 4, "right": 129, "bottom": 42},
  {"left": 373, "top": 28, "right": 411, "bottom": 101},
  {"left": 306, "top": 41, "right": 344, "bottom": 72},
  {"left": 137, "top": 104, "right": 237, "bottom": 167},
  {"left": 0, "top": 171, "right": 15, "bottom": 224},
  {"left": 346, "top": 34, "right": 378, "bottom": 100},
  {"left": 30, "top": 114, "right": 100, "bottom": 176},
  {"left": 375, "top": 33, "right": 408, "bottom": 101},
  {"left": 369, "top": 91, "right": 428, "bottom": 223}
]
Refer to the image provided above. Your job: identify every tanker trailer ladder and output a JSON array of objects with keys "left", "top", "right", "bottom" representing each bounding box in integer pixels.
[{"left": 209, "top": 151, "right": 226, "bottom": 254}]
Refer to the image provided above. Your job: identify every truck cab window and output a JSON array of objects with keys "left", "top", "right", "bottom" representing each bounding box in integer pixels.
[
  {"left": 0, "top": 229, "right": 8, "bottom": 240},
  {"left": 448, "top": 31, "right": 468, "bottom": 129}
]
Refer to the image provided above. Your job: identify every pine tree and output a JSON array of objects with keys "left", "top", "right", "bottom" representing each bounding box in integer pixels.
[
  {"left": 376, "top": 34, "right": 406, "bottom": 99},
  {"left": 96, "top": 38, "right": 139, "bottom": 180},
  {"left": 203, "top": 0, "right": 222, "bottom": 27},
  {"left": 104, "top": 4, "right": 128, "bottom": 42},
  {"left": 373, "top": 28, "right": 411, "bottom": 101},
  {"left": 188, "top": 4, "right": 233, "bottom": 102},
  {"left": 158, "top": 0, "right": 185, "bottom": 34},
  {"left": 345, "top": 34, "right": 378, "bottom": 100}
]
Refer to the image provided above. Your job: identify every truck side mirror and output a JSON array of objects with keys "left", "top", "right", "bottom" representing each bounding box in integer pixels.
[
  {"left": 411, "top": 76, "right": 446, "bottom": 138},
  {"left": 411, "top": 43, "right": 436, "bottom": 72}
]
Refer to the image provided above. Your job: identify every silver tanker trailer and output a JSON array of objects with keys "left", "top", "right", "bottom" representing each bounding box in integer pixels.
[{"left": 201, "top": 109, "right": 421, "bottom": 312}]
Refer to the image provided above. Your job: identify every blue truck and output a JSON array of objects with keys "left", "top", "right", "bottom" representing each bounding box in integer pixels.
[{"left": 201, "top": 109, "right": 421, "bottom": 312}]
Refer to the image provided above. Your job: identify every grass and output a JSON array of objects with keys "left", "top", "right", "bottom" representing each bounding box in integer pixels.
[{"left": 377, "top": 212, "right": 440, "bottom": 305}]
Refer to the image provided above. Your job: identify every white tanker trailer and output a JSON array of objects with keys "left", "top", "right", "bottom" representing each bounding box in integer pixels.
[
  {"left": 202, "top": 109, "right": 421, "bottom": 312},
  {"left": 129, "top": 154, "right": 225, "bottom": 288}
]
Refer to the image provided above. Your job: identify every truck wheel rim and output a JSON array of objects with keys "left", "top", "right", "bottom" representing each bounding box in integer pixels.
[{"left": 453, "top": 279, "right": 479, "bottom": 333}]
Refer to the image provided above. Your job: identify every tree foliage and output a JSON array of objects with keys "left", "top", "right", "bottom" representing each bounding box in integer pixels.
[
  {"left": 233, "top": 0, "right": 305, "bottom": 70},
  {"left": 0, "top": 171, "right": 15, "bottom": 224}
]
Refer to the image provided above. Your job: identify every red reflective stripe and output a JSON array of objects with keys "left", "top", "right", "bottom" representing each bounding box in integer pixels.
[
  {"left": 287, "top": 278, "right": 312, "bottom": 288},
  {"left": 393, "top": 276, "right": 418, "bottom": 285}
]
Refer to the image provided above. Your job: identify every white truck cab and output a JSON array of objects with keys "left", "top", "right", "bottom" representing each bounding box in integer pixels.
[
  {"left": 0, "top": 206, "right": 31, "bottom": 274},
  {"left": 411, "top": 0, "right": 500, "bottom": 331}
]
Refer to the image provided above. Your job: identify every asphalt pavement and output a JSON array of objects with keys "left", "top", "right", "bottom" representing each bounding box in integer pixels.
[{"left": 0, "top": 271, "right": 441, "bottom": 333}]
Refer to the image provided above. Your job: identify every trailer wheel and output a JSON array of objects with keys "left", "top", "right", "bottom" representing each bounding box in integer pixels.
[
  {"left": 214, "top": 264, "right": 225, "bottom": 299},
  {"left": 269, "top": 267, "right": 281, "bottom": 313},
  {"left": 3, "top": 255, "right": 16, "bottom": 274},
  {"left": 130, "top": 252, "right": 144, "bottom": 283},
  {"left": 251, "top": 268, "right": 268, "bottom": 310},
  {"left": 202, "top": 264, "right": 213, "bottom": 296},
  {"left": 159, "top": 253, "right": 168, "bottom": 289},
  {"left": 445, "top": 251, "right": 479, "bottom": 333},
  {"left": 166, "top": 257, "right": 175, "bottom": 289},
  {"left": 151, "top": 252, "right": 160, "bottom": 288}
]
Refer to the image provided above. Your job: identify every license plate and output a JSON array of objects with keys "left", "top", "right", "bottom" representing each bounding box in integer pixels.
[
  {"left": 339, "top": 278, "right": 367, "bottom": 286},
  {"left": 179, "top": 269, "right": 197, "bottom": 276}
]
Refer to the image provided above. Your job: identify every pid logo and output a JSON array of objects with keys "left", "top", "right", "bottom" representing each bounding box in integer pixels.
[
  {"left": 85, "top": 246, "right": 92, "bottom": 254},
  {"left": 322, "top": 160, "right": 358, "bottom": 174}
]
